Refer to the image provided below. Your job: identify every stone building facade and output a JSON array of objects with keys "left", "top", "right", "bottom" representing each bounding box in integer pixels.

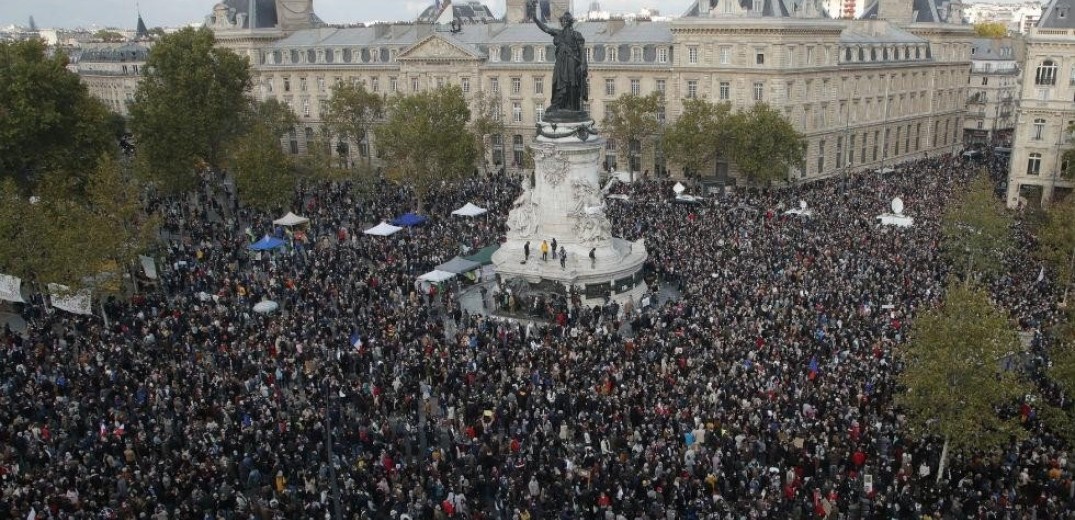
[
  {"left": 1007, "top": 0, "right": 1075, "bottom": 208},
  {"left": 963, "top": 37, "right": 1019, "bottom": 147},
  {"left": 75, "top": 42, "right": 151, "bottom": 117},
  {"left": 208, "top": 0, "right": 972, "bottom": 182}
]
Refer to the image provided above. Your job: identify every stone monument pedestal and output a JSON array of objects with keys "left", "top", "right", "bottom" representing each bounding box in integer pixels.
[{"left": 492, "top": 120, "right": 647, "bottom": 306}]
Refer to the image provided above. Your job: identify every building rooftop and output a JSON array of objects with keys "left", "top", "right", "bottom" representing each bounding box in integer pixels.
[{"left": 1039, "top": 0, "right": 1075, "bottom": 29}]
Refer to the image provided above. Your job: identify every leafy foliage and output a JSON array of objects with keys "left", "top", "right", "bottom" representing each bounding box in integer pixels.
[
  {"left": 0, "top": 40, "right": 114, "bottom": 187},
  {"left": 228, "top": 100, "right": 298, "bottom": 212},
  {"left": 374, "top": 86, "right": 477, "bottom": 212},
  {"left": 974, "top": 22, "right": 1008, "bottom": 38},
  {"left": 0, "top": 155, "right": 156, "bottom": 292},
  {"left": 1037, "top": 195, "right": 1075, "bottom": 288},
  {"left": 130, "top": 27, "right": 250, "bottom": 193},
  {"left": 468, "top": 90, "right": 505, "bottom": 171},
  {"left": 727, "top": 103, "right": 806, "bottom": 185},
  {"left": 322, "top": 81, "right": 384, "bottom": 168},
  {"left": 896, "top": 280, "right": 1030, "bottom": 454},
  {"left": 230, "top": 124, "right": 294, "bottom": 213},
  {"left": 602, "top": 92, "right": 663, "bottom": 175},
  {"left": 659, "top": 99, "right": 733, "bottom": 178},
  {"left": 941, "top": 172, "right": 1014, "bottom": 279},
  {"left": 94, "top": 30, "right": 126, "bottom": 42}
]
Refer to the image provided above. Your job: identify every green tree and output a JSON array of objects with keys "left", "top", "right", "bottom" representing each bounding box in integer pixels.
[
  {"left": 727, "top": 103, "right": 806, "bottom": 185},
  {"left": 1037, "top": 196, "right": 1075, "bottom": 300},
  {"left": 896, "top": 279, "right": 1029, "bottom": 481},
  {"left": 974, "top": 22, "right": 1008, "bottom": 38},
  {"left": 322, "top": 81, "right": 384, "bottom": 169},
  {"left": 375, "top": 86, "right": 477, "bottom": 212},
  {"left": 941, "top": 172, "right": 1013, "bottom": 279},
  {"left": 469, "top": 90, "right": 504, "bottom": 172},
  {"left": 82, "top": 153, "right": 159, "bottom": 293},
  {"left": 296, "top": 127, "right": 347, "bottom": 180},
  {"left": 659, "top": 99, "right": 733, "bottom": 178},
  {"left": 94, "top": 29, "right": 126, "bottom": 42},
  {"left": 228, "top": 100, "right": 298, "bottom": 212},
  {"left": 602, "top": 92, "right": 663, "bottom": 180},
  {"left": 130, "top": 27, "right": 250, "bottom": 193},
  {"left": 0, "top": 154, "right": 155, "bottom": 292},
  {"left": 0, "top": 40, "right": 114, "bottom": 186}
]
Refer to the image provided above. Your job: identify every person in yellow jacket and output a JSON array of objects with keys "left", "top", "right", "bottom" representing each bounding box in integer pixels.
[
  {"left": 274, "top": 470, "right": 286, "bottom": 494},
  {"left": 540, "top": 240, "right": 549, "bottom": 261}
]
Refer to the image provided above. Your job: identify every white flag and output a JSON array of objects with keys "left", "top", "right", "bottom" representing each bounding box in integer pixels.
[
  {"left": 27, "top": 507, "right": 36, "bottom": 520},
  {"left": 48, "top": 283, "right": 93, "bottom": 315},
  {"left": 1037, "top": 266, "right": 1045, "bottom": 283},
  {"left": 139, "top": 255, "right": 158, "bottom": 280},
  {"left": 0, "top": 274, "right": 24, "bottom": 303}
]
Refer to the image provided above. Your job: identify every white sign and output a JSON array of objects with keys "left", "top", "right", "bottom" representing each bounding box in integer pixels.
[
  {"left": 0, "top": 274, "right": 24, "bottom": 303},
  {"left": 48, "top": 283, "right": 93, "bottom": 315},
  {"left": 139, "top": 255, "right": 158, "bottom": 280},
  {"left": 673, "top": 182, "right": 686, "bottom": 194}
]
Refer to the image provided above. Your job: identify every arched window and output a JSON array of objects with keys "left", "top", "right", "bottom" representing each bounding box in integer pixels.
[
  {"left": 845, "top": 48, "right": 852, "bottom": 62},
  {"left": 307, "top": 49, "right": 317, "bottom": 63},
  {"left": 1037, "top": 60, "right": 1058, "bottom": 85},
  {"left": 858, "top": 48, "right": 865, "bottom": 61},
  {"left": 1033, "top": 118, "right": 1046, "bottom": 140}
]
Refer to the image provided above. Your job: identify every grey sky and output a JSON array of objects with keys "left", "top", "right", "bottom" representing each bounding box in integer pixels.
[{"left": 1, "top": 0, "right": 694, "bottom": 30}]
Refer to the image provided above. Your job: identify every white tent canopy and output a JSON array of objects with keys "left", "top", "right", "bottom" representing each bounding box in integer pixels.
[
  {"left": 418, "top": 270, "right": 456, "bottom": 283},
  {"left": 273, "top": 212, "right": 310, "bottom": 226},
  {"left": 363, "top": 222, "right": 403, "bottom": 236},
  {"left": 451, "top": 202, "right": 487, "bottom": 217}
]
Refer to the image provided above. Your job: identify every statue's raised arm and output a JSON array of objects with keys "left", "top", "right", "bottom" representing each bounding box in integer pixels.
[
  {"left": 528, "top": 0, "right": 588, "bottom": 118},
  {"left": 528, "top": 0, "right": 558, "bottom": 36}
]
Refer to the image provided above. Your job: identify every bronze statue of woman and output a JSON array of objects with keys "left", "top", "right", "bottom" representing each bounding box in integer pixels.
[{"left": 528, "top": 0, "right": 588, "bottom": 118}]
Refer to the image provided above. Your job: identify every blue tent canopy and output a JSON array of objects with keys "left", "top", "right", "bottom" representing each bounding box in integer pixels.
[
  {"left": 391, "top": 212, "right": 428, "bottom": 227},
  {"left": 248, "top": 235, "right": 286, "bottom": 251}
]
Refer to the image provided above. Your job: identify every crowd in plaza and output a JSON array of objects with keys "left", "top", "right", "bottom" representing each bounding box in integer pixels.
[{"left": 1, "top": 154, "right": 1073, "bottom": 519}]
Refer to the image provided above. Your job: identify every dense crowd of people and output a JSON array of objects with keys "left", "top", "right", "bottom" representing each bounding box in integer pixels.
[{"left": 1, "top": 154, "right": 1073, "bottom": 519}]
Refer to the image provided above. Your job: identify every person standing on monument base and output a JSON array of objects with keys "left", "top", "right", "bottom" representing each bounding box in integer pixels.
[
  {"left": 540, "top": 240, "right": 549, "bottom": 261},
  {"left": 529, "top": 0, "right": 588, "bottom": 115},
  {"left": 523, "top": 241, "right": 530, "bottom": 262},
  {"left": 559, "top": 246, "right": 567, "bottom": 269},
  {"left": 589, "top": 247, "right": 596, "bottom": 268},
  {"left": 551, "top": 237, "right": 558, "bottom": 258}
]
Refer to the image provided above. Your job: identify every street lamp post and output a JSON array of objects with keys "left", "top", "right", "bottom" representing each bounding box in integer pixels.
[{"left": 323, "top": 378, "right": 344, "bottom": 519}]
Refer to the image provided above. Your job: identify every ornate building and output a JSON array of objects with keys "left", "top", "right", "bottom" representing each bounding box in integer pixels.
[
  {"left": 208, "top": 0, "right": 972, "bottom": 182},
  {"left": 1007, "top": 0, "right": 1075, "bottom": 208},
  {"left": 963, "top": 37, "right": 1019, "bottom": 147}
]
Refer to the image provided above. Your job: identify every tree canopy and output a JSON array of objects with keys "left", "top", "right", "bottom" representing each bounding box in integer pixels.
[
  {"left": 130, "top": 27, "right": 250, "bottom": 193},
  {"left": 375, "top": 86, "right": 477, "bottom": 212},
  {"left": 974, "top": 22, "right": 1008, "bottom": 38},
  {"left": 0, "top": 154, "right": 156, "bottom": 292},
  {"left": 896, "top": 280, "right": 1029, "bottom": 462},
  {"left": 468, "top": 90, "right": 505, "bottom": 171},
  {"left": 0, "top": 40, "right": 114, "bottom": 188},
  {"left": 659, "top": 99, "right": 733, "bottom": 178},
  {"left": 941, "top": 172, "right": 1013, "bottom": 279},
  {"left": 728, "top": 103, "right": 806, "bottom": 185},
  {"left": 602, "top": 92, "right": 663, "bottom": 177},
  {"left": 321, "top": 81, "right": 384, "bottom": 168},
  {"left": 228, "top": 100, "right": 298, "bottom": 212}
]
